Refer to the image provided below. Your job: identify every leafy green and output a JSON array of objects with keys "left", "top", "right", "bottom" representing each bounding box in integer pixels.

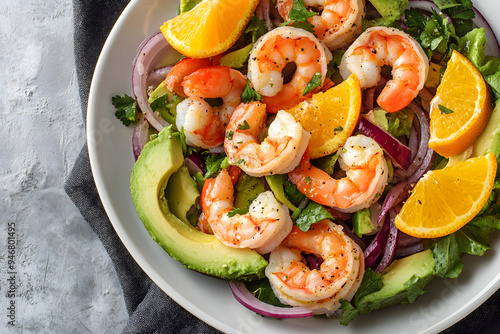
[
  {"left": 433, "top": 0, "right": 475, "bottom": 37},
  {"left": 302, "top": 72, "right": 322, "bottom": 95},
  {"left": 238, "top": 120, "right": 250, "bottom": 130},
  {"left": 457, "top": 28, "right": 500, "bottom": 99},
  {"left": 227, "top": 207, "right": 250, "bottom": 217},
  {"left": 112, "top": 94, "right": 138, "bottom": 126},
  {"left": 245, "top": 279, "right": 290, "bottom": 307},
  {"left": 280, "top": 0, "right": 316, "bottom": 33},
  {"left": 339, "top": 300, "right": 359, "bottom": 326},
  {"left": 438, "top": 105, "right": 454, "bottom": 114},
  {"left": 312, "top": 152, "right": 339, "bottom": 176},
  {"left": 404, "top": 275, "right": 427, "bottom": 303},
  {"left": 283, "top": 178, "right": 306, "bottom": 207},
  {"left": 432, "top": 215, "right": 500, "bottom": 278},
  {"left": 353, "top": 268, "right": 383, "bottom": 304},
  {"left": 241, "top": 79, "right": 262, "bottom": 103},
  {"left": 204, "top": 153, "right": 227, "bottom": 179},
  {"left": 244, "top": 16, "right": 268, "bottom": 43},
  {"left": 295, "top": 201, "right": 334, "bottom": 232}
]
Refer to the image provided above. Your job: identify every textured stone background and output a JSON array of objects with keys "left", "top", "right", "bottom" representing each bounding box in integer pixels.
[{"left": 0, "top": 1, "right": 128, "bottom": 332}]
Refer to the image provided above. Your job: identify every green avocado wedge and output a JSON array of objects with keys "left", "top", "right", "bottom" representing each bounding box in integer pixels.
[{"left": 130, "top": 127, "right": 268, "bottom": 281}]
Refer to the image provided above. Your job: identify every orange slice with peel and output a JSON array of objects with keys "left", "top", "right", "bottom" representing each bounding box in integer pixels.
[
  {"left": 395, "top": 153, "right": 497, "bottom": 238},
  {"left": 160, "top": 0, "right": 260, "bottom": 59},
  {"left": 285, "top": 74, "right": 362, "bottom": 159},
  {"left": 428, "top": 50, "right": 492, "bottom": 158}
]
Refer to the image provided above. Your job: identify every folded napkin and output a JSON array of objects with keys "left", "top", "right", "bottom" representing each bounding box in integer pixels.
[{"left": 65, "top": 0, "right": 500, "bottom": 333}]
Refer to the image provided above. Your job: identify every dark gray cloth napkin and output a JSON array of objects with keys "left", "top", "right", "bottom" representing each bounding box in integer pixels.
[{"left": 65, "top": 0, "right": 500, "bottom": 333}]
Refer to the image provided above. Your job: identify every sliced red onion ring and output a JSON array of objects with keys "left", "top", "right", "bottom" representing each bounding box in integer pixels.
[
  {"left": 147, "top": 66, "right": 173, "bottom": 89},
  {"left": 185, "top": 153, "right": 206, "bottom": 175},
  {"left": 364, "top": 215, "right": 390, "bottom": 268},
  {"left": 397, "top": 230, "right": 422, "bottom": 248},
  {"left": 375, "top": 209, "right": 399, "bottom": 273},
  {"left": 394, "top": 243, "right": 424, "bottom": 258},
  {"left": 208, "top": 146, "right": 225, "bottom": 154},
  {"left": 393, "top": 101, "right": 431, "bottom": 181},
  {"left": 132, "top": 115, "right": 149, "bottom": 160},
  {"left": 325, "top": 207, "right": 351, "bottom": 220},
  {"left": 378, "top": 180, "right": 410, "bottom": 225},
  {"left": 358, "top": 117, "right": 412, "bottom": 170},
  {"left": 132, "top": 32, "right": 174, "bottom": 131},
  {"left": 229, "top": 282, "right": 313, "bottom": 318}
]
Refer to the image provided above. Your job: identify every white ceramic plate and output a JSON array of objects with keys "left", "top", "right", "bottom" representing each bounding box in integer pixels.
[{"left": 87, "top": 1, "right": 500, "bottom": 333}]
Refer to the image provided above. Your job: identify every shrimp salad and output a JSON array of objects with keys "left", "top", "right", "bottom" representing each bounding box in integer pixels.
[{"left": 114, "top": 0, "right": 500, "bottom": 325}]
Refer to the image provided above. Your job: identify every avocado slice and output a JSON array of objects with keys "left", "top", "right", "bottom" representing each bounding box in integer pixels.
[
  {"left": 130, "top": 127, "right": 268, "bottom": 281},
  {"left": 165, "top": 166, "right": 199, "bottom": 225},
  {"left": 356, "top": 249, "right": 435, "bottom": 313},
  {"left": 234, "top": 174, "right": 266, "bottom": 210},
  {"left": 472, "top": 101, "right": 500, "bottom": 166},
  {"left": 352, "top": 208, "right": 374, "bottom": 237}
]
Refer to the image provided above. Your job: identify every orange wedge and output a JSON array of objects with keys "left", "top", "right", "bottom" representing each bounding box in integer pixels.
[
  {"left": 160, "top": 0, "right": 260, "bottom": 59},
  {"left": 395, "top": 153, "right": 497, "bottom": 238},
  {"left": 285, "top": 74, "right": 362, "bottom": 159},
  {"left": 428, "top": 50, "right": 492, "bottom": 157}
]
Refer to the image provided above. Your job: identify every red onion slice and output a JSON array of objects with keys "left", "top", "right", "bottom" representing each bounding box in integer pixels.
[
  {"left": 132, "top": 32, "right": 175, "bottom": 132},
  {"left": 375, "top": 209, "right": 399, "bottom": 273},
  {"left": 378, "top": 180, "right": 410, "bottom": 225},
  {"left": 147, "top": 66, "right": 173, "bottom": 89},
  {"left": 393, "top": 101, "right": 431, "bottom": 181},
  {"left": 364, "top": 215, "right": 390, "bottom": 268},
  {"left": 358, "top": 117, "right": 412, "bottom": 170},
  {"left": 229, "top": 282, "right": 313, "bottom": 318},
  {"left": 185, "top": 153, "right": 206, "bottom": 175},
  {"left": 132, "top": 115, "right": 149, "bottom": 160},
  {"left": 394, "top": 242, "right": 424, "bottom": 258}
]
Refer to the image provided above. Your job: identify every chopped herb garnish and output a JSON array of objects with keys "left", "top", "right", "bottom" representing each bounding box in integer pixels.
[
  {"left": 112, "top": 94, "right": 138, "bottom": 126},
  {"left": 302, "top": 72, "right": 322, "bottom": 95},
  {"left": 438, "top": 104, "right": 454, "bottom": 114},
  {"left": 238, "top": 120, "right": 250, "bottom": 130},
  {"left": 334, "top": 126, "right": 344, "bottom": 134},
  {"left": 305, "top": 176, "right": 312, "bottom": 184},
  {"left": 238, "top": 158, "right": 246, "bottom": 165},
  {"left": 227, "top": 207, "right": 249, "bottom": 217},
  {"left": 280, "top": 0, "right": 316, "bottom": 33},
  {"left": 227, "top": 130, "right": 234, "bottom": 140},
  {"left": 241, "top": 79, "right": 262, "bottom": 103}
]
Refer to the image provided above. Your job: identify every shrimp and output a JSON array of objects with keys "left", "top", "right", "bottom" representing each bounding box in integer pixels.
[
  {"left": 201, "top": 169, "right": 293, "bottom": 254},
  {"left": 339, "top": 26, "right": 429, "bottom": 113},
  {"left": 276, "top": 0, "right": 365, "bottom": 49},
  {"left": 175, "top": 66, "right": 247, "bottom": 148},
  {"left": 247, "top": 26, "right": 331, "bottom": 113},
  {"left": 288, "top": 135, "right": 388, "bottom": 213},
  {"left": 224, "top": 101, "right": 311, "bottom": 177},
  {"left": 266, "top": 220, "right": 364, "bottom": 315},
  {"left": 164, "top": 57, "right": 212, "bottom": 97}
]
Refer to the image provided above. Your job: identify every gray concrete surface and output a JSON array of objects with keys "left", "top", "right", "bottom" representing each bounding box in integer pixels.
[{"left": 0, "top": 1, "right": 129, "bottom": 332}]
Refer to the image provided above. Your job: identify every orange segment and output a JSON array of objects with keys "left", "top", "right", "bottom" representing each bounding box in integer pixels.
[
  {"left": 395, "top": 153, "right": 497, "bottom": 238},
  {"left": 286, "top": 74, "right": 362, "bottom": 159},
  {"left": 428, "top": 50, "right": 492, "bottom": 157},
  {"left": 160, "top": 0, "right": 260, "bottom": 59}
]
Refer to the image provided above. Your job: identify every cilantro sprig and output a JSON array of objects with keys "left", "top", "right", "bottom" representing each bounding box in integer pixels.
[
  {"left": 280, "top": 0, "right": 316, "bottom": 33},
  {"left": 112, "top": 94, "right": 138, "bottom": 126}
]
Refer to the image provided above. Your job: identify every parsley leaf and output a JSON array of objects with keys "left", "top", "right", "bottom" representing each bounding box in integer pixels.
[
  {"left": 339, "top": 300, "right": 359, "bottom": 326},
  {"left": 241, "top": 79, "right": 262, "bottom": 103},
  {"left": 438, "top": 104, "right": 454, "bottom": 114},
  {"left": 244, "top": 16, "right": 268, "bottom": 43},
  {"left": 288, "top": 0, "right": 316, "bottom": 22},
  {"left": 353, "top": 268, "right": 383, "bottom": 304},
  {"left": 302, "top": 72, "right": 322, "bottom": 95},
  {"left": 280, "top": 0, "right": 316, "bottom": 33},
  {"left": 112, "top": 94, "right": 138, "bottom": 126},
  {"left": 295, "top": 201, "right": 334, "bottom": 232},
  {"left": 238, "top": 120, "right": 250, "bottom": 130},
  {"left": 227, "top": 207, "right": 249, "bottom": 217},
  {"left": 245, "top": 279, "right": 290, "bottom": 307},
  {"left": 204, "top": 153, "right": 227, "bottom": 179}
]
